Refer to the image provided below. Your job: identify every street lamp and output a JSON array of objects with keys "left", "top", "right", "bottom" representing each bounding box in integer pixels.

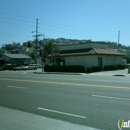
[{"left": 31, "top": 31, "right": 45, "bottom": 72}]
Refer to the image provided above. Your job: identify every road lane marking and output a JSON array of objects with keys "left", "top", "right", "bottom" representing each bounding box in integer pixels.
[
  {"left": 92, "top": 95, "right": 130, "bottom": 101},
  {"left": 0, "top": 78, "right": 130, "bottom": 90},
  {"left": 0, "top": 74, "right": 130, "bottom": 83},
  {"left": 7, "top": 86, "right": 26, "bottom": 89},
  {"left": 37, "top": 107, "right": 86, "bottom": 119}
]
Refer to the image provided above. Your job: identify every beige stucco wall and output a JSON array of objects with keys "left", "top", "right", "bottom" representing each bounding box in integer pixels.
[{"left": 65, "top": 55, "right": 123, "bottom": 70}]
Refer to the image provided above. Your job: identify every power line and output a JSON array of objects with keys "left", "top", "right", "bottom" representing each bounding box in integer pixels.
[
  {"left": 0, "top": 11, "right": 117, "bottom": 34},
  {"left": 0, "top": 20, "right": 116, "bottom": 39},
  {"left": 39, "top": 22, "right": 116, "bottom": 35},
  {"left": 39, "top": 19, "right": 117, "bottom": 33},
  {"left": 0, "top": 16, "right": 35, "bottom": 24},
  {"left": 0, "top": 12, "right": 36, "bottom": 19},
  {"left": 0, "top": 34, "right": 31, "bottom": 37},
  {"left": 121, "top": 31, "right": 130, "bottom": 36},
  {"left": 39, "top": 25, "right": 116, "bottom": 37},
  {"left": 0, "top": 21, "right": 35, "bottom": 28},
  {"left": 0, "top": 11, "right": 122, "bottom": 42},
  {"left": 0, "top": 19, "right": 116, "bottom": 37},
  {"left": 121, "top": 35, "right": 130, "bottom": 40}
]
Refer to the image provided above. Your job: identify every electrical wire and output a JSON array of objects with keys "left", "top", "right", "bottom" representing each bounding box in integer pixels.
[
  {"left": 0, "top": 16, "right": 35, "bottom": 24},
  {"left": 0, "top": 21, "right": 35, "bottom": 28},
  {"left": 0, "top": 12, "right": 36, "bottom": 19},
  {"left": 1, "top": 11, "right": 129, "bottom": 45},
  {"left": 0, "top": 11, "right": 117, "bottom": 34}
]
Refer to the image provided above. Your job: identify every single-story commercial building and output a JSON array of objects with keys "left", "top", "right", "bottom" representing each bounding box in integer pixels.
[
  {"left": 47, "top": 42, "right": 125, "bottom": 70},
  {"left": 0, "top": 53, "right": 31, "bottom": 66}
]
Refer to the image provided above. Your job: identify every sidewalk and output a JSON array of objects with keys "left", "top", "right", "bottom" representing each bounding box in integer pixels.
[
  {"left": 89, "top": 69, "right": 130, "bottom": 76},
  {"left": 33, "top": 69, "right": 130, "bottom": 76},
  {"left": 0, "top": 106, "right": 98, "bottom": 130},
  {"left": 33, "top": 71, "right": 84, "bottom": 75},
  {"left": 33, "top": 68, "right": 85, "bottom": 75}
]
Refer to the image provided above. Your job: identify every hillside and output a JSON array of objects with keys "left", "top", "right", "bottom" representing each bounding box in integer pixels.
[{"left": 0, "top": 38, "right": 130, "bottom": 56}]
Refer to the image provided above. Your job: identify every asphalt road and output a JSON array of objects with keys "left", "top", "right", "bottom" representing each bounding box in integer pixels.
[{"left": 0, "top": 70, "right": 130, "bottom": 130}]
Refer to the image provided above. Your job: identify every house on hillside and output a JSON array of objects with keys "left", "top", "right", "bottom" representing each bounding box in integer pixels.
[
  {"left": 47, "top": 42, "right": 125, "bottom": 71},
  {"left": 0, "top": 53, "right": 31, "bottom": 66}
]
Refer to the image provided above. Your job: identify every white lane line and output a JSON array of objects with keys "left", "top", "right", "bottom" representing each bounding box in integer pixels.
[
  {"left": 37, "top": 107, "right": 86, "bottom": 119},
  {"left": 92, "top": 95, "right": 130, "bottom": 101},
  {"left": 7, "top": 86, "right": 26, "bottom": 89}
]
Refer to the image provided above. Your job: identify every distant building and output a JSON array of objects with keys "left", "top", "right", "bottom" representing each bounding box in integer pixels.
[
  {"left": 47, "top": 42, "right": 125, "bottom": 71},
  {"left": 0, "top": 53, "right": 31, "bottom": 66},
  {"left": 11, "top": 49, "right": 19, "bottom": 54}
]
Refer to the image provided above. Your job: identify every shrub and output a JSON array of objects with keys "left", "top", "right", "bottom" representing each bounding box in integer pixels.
[
  {"left": 109, "top": 65, "right": 116, "bottom": 70},
  {"left": 117, "top": 65, "right": 126, "bottom": 70},
  {"left": 87, "top": 67, "right": 93, "bottom": 73},
  {"left": 104, "top": 65, "right": 126, "bottom": 71},
  {"left": 87, "top": 66, "right": 101, "bottom": 73},
  {"left": 44, "top": 65, "right": 85, "bottom": 73},
  {"left": 104, "top": 66, "right": 110, "bottom": 71},
  {"left": 92, "top": 66, "right": 102, "bottom": 72}
]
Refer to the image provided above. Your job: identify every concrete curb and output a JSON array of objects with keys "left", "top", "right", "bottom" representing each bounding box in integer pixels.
[
  {"left": 33, "top": 72, "right": 85, "bottom": 75},
  {"left": 32, "top": 69, "right": 130, "bottom": 76},
  {"left": 33, "top": 72, "right": 130, "bottom": 76},
  {"left": 89, "top": 73, "right": 130, "bottom": 77}
]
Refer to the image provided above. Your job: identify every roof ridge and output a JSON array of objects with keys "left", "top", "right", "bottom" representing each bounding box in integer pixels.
[{"left": 92, "top": 48, "right": 97, "bottom": 54}]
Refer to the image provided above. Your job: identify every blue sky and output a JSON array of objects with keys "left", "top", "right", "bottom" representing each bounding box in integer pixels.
[{"left": 0, "top": 0, "right": 130, "bottom": 47}]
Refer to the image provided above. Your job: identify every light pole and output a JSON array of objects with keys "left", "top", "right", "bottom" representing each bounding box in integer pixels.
[
  {"left": 32, "top": 31, "right": 45, "bottom": 46},
  {"left": 117, "top": 31, "right": 120, "bottom": 51},
  {"left": 31, "top": 31, "right": 45, "bottom": 72}
]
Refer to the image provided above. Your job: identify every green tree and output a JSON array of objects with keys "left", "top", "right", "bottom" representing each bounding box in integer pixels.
[
  {"left": 124, "top": 56, "right": 130, "bottom": 63},
  {"left": 42, "top": 40, "right": 57, "bottom": 57},
  {"left": 28, "top": 52, "right": 35, "bottom": 60},
  {"left": 25, "top": 51, "right": 35, "bottom": 64}
]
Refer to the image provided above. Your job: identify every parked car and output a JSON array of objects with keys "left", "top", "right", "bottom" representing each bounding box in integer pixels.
[
  {"left": 28, "top": 64, "right": 37, "bottom": 70},
  {"left": 2, "top": 64, "right": 16, "bottom": 71},
  {"left": 37, "top": 64, "right": 42, "bottom": 68},
  {"left": 15, "top": 66, "right": 21, "bottom": 71},
  {"left": 21, "top": 65, "right": 29, "bottom": 70}
]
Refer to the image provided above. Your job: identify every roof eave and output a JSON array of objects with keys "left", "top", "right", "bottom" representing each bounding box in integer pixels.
[{"left": 48, "top": 53, "right": 125, "bottom": 58}]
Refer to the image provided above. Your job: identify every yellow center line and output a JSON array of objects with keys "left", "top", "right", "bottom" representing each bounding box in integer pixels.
[{"left": 0, "top": 77, "right": 130, "bottom": 90}]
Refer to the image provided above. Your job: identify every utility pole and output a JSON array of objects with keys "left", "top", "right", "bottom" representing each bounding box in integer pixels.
[
  {"left": 118, "top": 31, "right": 120, "bottom": 51},
  {"left": 35, "top": 19, "right": 38, "bottom": 64}
]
